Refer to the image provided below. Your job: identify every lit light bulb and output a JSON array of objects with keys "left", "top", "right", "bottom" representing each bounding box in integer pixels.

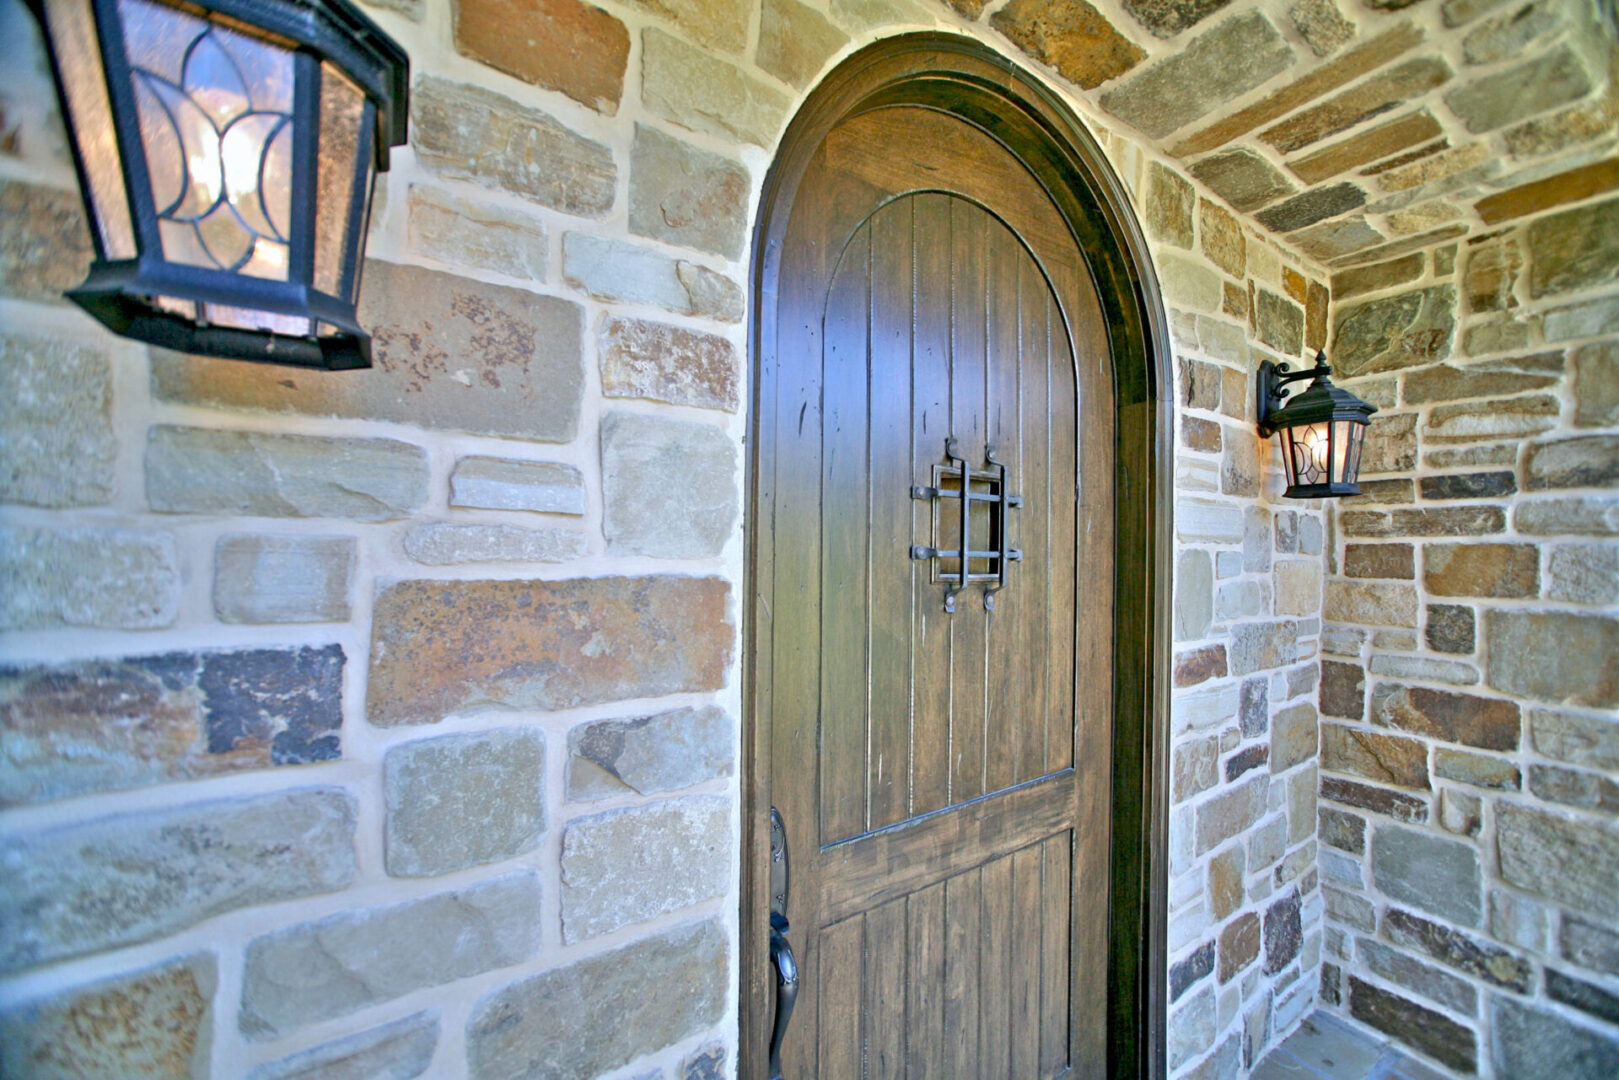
[{"left": 1302, "top": 425, "right": 1329, "bottom": 475}]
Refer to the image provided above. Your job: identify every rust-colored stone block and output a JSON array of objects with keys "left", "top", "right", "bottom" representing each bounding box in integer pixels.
[
  {"left": 1344, "top": 542, "right": 1414, "bottom": 579},
  {"left": 454, "top": 0, "right": 629, "bottom": 114},
  {"left": 1289, "top": 109, "right": 1442, "bottom": 185},
  {"left": 1425, "top": 543, "right": 1539, "bottom": 598},
  {"left": 367, "top": 576, "right": 733, "bottom": 726},
  {"left": 1321, "top": 722, "right": 1430, "bottom": 789},
  {"left": 1259, "top": 57, "right": 1452, "bottom": 154},
  {"left": 1373, "top": 683, "right": 1521, "bottom": 750},
  {"left": 1219, "top": 911, "right": 1261, "bottom": 981}
]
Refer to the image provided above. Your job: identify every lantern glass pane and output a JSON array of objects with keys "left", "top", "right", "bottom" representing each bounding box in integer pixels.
[
  {"left": 1287, "top": 421, "right": 1331, "bottom": 488},
  {"left": 313, "top": 61, "right": 365, "bottom": 297},
  {"left": 201, "top": 302, "right": 314, "bottom": 336},
  {"left": 121, "top": 0, "right": 294, "bottom": 278},
  {"left": 43, "top": 0, "right": 137, "bottom": 258}
]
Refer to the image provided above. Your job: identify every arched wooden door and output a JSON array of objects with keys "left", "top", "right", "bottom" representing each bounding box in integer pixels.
[{"left": 746, "top": 36, "right": 1171, "bottom": 1080}]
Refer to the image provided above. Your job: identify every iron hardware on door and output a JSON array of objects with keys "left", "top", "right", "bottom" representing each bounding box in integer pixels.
[
  {"left": 767, "top": 808, "right": 798, "bottom": 1080},
  {"left": 911, "top": 437, "right": 1023, "bottom": 612}
]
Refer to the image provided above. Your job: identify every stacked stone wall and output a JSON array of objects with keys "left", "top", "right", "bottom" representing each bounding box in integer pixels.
[
  {"left": 1318, "top": 177, "right": 1619, "bottom": 1076},
  {"left": 27, "top": 0, "right": 1615, "bottom": 1072}
]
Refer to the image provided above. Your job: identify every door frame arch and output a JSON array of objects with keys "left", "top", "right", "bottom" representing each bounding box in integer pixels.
[{"left": 742, "top": 34, "right": 1173, "bottom": 1079}]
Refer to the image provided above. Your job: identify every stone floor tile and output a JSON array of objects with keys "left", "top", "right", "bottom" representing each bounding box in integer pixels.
[
  {"left": 1279, "top": 1012, "right": 1387, "bottom": 1077},
  {"left": 1251, "top": 1048, "right": 1328, "bottom": 1079}
]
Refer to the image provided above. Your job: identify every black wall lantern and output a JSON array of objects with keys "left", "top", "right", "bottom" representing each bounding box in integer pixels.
[
  {"left": 1257, "top": 350, "right": 1378, "bottom": 499},
  {"left": 25, "top": 0, "right": 409, "bottom": 369}
]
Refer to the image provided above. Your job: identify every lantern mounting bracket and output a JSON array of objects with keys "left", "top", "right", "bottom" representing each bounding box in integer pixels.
[{"left": 1256, "top": 352, "right": 1331, "bottom": 437}]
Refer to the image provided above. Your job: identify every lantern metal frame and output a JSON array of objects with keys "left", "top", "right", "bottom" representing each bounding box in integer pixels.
[
  {"left": 26, "top": 0, "right": 409, "bottom": 369},
  {"left": 1257, "top": 350, "right": 1379, "bottom": 499}
]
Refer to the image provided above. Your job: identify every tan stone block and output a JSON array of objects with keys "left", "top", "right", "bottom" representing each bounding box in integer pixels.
[
  {"left": 1403, "top": 352, "right": 1560, "bottom": 405},
  {"left": 1199, "top": 199, "right": 1245, "bottom": 278},
  {"left": 1172, "top": 21, "right": 1425, "bottom": 157},
  {"left": 367, "top": 576, "right": 732, "bottom": 726},
  {"left": 1219, "top": 911, "right": 1261, "bottom": 981},
  {"left": 1573, "top": 342, "right": 1619, "bottom": 428},
  {"left": 1373, "top": 684, "right": 1520, "bottom": 751},
  {"left": 1321, "top": 722, "right": 1429, "bottom": 789},
  {"left": 1306, "top": 280, "right": 1329, "bottom": 350},
  {"left": 1487, "top": 610, "right": 1619, "bottom": 708},
  {"left": 642, "top": 30, "right": 789, "bottom": 146},
  {"left": 626, "top": 0, "right": 750, "bottom": 51},
  {"left": 1147, "top": 162, "right": 1195, "bottom": 249},
  {"left": 411, "top": 77, "right": 616, "bottom": 215},
  {"left": 757, "top": 0, "right": 848, "bottom": 89},
  {"left": 1288, "top": 0, "right": 1355, "bottom": 58},
  {"left": 600, "top": 316, "right": 739, "bottom": 411},
  {"left": 1259, "top": 56, "right": 1451, "bottom": 155},
  {"left": 153, "top": 262, "right": 585, "bottom": 442},
  {"left": 1424, "top": 543, "right": 1538, "bottom": 599},
  {"left": 1209, "top": 844, "right": 1245, "bottom": 920},
  {"left": 0, "top": 956, "right": 214, "bottom": 1077},
  {"left": 1343, "top": 542, "right": 1414, "bottom": 579},
  {"left": 1385, "top": 201, "right": 1462, "bottom": 236},
  {"left": 1424, "top": 395, "right": 1558, "bottom": 443},
  {"left": 1477, "top": 159, "right": 1619, "bottom": 226},
  {"left": 453, "top": 0, "right": 628, "bottom": 113},
  {"left": 1324, "top": 580, "right": 1417, "bottom": 627},
  {"left": 629, "top": 125, "right": 750, "bottom": 259},
  {"left": 1502, "top": 99, "right": 1615, "bottom": 160},
  {"left": 0, "top": 334, "right": 114, "bottom": 508},
  {"left": 406, "top": 186, "right": 548, "bottom": 282},
  {"left": 1377, "top": 142, "right": 1492, "bottom": 193},
  {"left": 989, "top": 0, "right": 1146, "bottom": 90},
  {"left": 0, "top": 178, "right": 92, "bottom": 304},
  {"left": 1332, "top": 254, "right": 1422, "bottom": 300},
  {"left": 1358, "top": 412, "right": 1417, "bottom": 474},
  {"left": 1289, "top": 110, "right": 1442, "bottom": 185}
]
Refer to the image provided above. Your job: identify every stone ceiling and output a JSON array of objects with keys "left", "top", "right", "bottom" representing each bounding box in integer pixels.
[{"left": 950, "top": 0, "right": 1618, "bottom": 276}]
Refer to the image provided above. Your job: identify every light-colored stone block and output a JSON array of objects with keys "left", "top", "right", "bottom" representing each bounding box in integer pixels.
[
  {"left": 600, "top": 316, "right": 740, "bottom": 412},
  {"left": 629, "top": 125, "right": 750, "bottom": 259},
  {"left": 146, "top": 427, "right": 427, "bottom": 521},
  {"left": 215, "top": 534, "right": 354, "bottom": 623},
  {"left": 385, "top": 729, "right": 546, "bottom": 877},
  {"left": 0, "top": 526, "right": 178, "bottom": 630},
  {"left": 568, "top": 705, "right": 734, "bottom": 801},
  {"left": 407, "top": 186, "right": 548, "bottom": 281},
  {"left": 467, "top": 918, "right": 726, "bottom": 1080},
  {"left": 0, "top": 333, "right": 115, "bottom": 507},
  {"left": 241, "top": 872, "right": 541, "bottom": 1039},
  {"left": 564, "top": 232, "right": 743, "bottom": 322},
  {"left": 641, "top": 29, "right": 789, "bottom": 147},
  {"left": 247, "top": 1011, "right": 439, "bottom": 1080},
  {"left": 1, "top": 789, "right": 355, "bottom": 972},
  {"left": 449, "top": 457, "right": 586, "bottom": 516},
  {"left": 403, "top": 523, "right": 586, "bottom": 565},
  {"left": 602, "top": 411, "right": 738, "bottom": 557},
  {"left": 561, "top": 795, "right": 731, "bottom": 941}
]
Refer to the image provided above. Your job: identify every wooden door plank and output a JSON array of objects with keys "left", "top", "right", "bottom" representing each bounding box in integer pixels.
[
  {"left": 1039, "top": 831, "right": 1072, "bottom": 1076},
  {"left": 906, "top": 881, "right": 946, "bottom": 1080},
  {"left": 942, "top": 869, "right": 982, "bottom": 1072},
  {"left": 819, "top": 915, "right": 865, "bottom": 1079},
  {"left": 910, "top": 192, "right": 953, "bottom": 819},
  {"left": 866, "top": 896, "right": 910, "bottom": 1080},
  {"left": 822, "top": 221, "right": 874, "bottom": 845},
  {"left": 977, "top": 852, "right": 1014, "bottom": 1078},
  {"left": 982, "top": 219, "right": 1020, "bottom": 797},
  {"left": 1045, "top": 289, "right": 1078, "bottom": 777},
  {"left": 1011, "top": 843, "right": 1044, "bottom": 1078},
  {"left": 949, "top": 197, "right": 990, "bottom": 807},
  {"left": 1014, "top": 257, "right": 1055, "bottom": 783},
  {"left": 821, "top": 770, "right": 1075, "bottom": 924},
  {"left": 869, "top": 198, "right": 917, "bottom": 833}
]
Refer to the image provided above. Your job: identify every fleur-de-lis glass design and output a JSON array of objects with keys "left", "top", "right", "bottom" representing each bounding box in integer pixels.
[{"left": 121, "top": 0, "right": 294, "bottom": 280}]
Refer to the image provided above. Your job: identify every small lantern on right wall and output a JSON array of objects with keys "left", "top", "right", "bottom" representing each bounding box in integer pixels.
[{"left": 1257, "top": 350, "right": 1379, "bottom": 499}]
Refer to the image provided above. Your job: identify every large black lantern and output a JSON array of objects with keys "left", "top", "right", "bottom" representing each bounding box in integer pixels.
[
  {"left": 26, "top": 0, "right": 409, "bottom": 369},
  {"left": 1257, "top": 350, "right": 1379, "bottom": 499}
]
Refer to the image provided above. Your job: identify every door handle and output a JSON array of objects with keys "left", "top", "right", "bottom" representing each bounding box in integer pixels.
[{"left": 768, "top": 808, "right": 798, "bottom": 1080}]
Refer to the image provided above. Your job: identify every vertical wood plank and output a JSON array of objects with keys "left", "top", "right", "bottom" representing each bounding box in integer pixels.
[
  {"left": 907, "top": 882, "right": 946, "bottom": 1080},
  {"left": 910, "top": 193, "right": 953, "bottom": 818},
  {"left": 1013, "top": 250, "right": 1054, "bottom": 784},
  {"left": 866, "top": 896, "right": 909, "bottom": 1080},
  {"left": 1011, "top": 844, "right": 1044, "bottom": 1078},
  {"left": 820, "top": 915, "right": 865, "bottom": 1079},
  {"left": 942, "top": 869, "right": 981, "bottom": 1071},
  {"left": 869, "top": 199, "right": 916, "bottom": 831},
  {"left": 950, "top": 197, "right": 989, "bottom": 804},
  {"left": 984, "top": 226, "right": 1026, "bottom": 794},
  {"left": 1040, "top": 832, "right": 1073, "bottom": 1076},
  {"left": 821, "top": 222, "right": 874, "bottom": 844},
  {"left": 978, "top": 853, "right": 1014, "bottom": 1077},
  {"left": 1045, "top": 289, "right": 1077, "bottom": 776}
]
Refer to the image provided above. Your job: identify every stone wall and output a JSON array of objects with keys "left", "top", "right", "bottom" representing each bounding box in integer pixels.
[
  {"left": 1316, "top": 174, "right": 1619, "bottom": 1073},
  {"left": 23, "top": 0, "right": 1609, "bottom": 1073}
]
